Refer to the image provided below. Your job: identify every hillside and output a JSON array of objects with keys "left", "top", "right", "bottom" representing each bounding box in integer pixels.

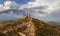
[{"left": 0, "top": 16, "right": 60, "bottom": 36}]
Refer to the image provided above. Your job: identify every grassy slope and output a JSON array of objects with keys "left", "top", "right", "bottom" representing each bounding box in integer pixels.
[
  {"left": 0, "top": 16, "right": 60, "bottom": 36},
  {"left": 32, "top": 18, "right": 60, "bottom": 36}
]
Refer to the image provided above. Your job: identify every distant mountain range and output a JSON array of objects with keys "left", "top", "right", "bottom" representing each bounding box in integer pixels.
[
  {"left": 47, "top": 21, "right": 60, "bottom": 26},
  {"left": 0, "top": 15, "right": 60, "bottom": 36}
]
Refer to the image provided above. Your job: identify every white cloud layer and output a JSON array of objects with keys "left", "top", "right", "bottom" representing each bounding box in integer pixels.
[
  {"left": 23, "top": 0, "right": 60, "bottom": 14},
  {"left": 0, "top": 0, "right": 60, "bottom": 22},
  {"left": 0, "top": 1, "right": 19, "bottom": 11},
  {"left": 0, "top": 0, "right": 60, "bottom": 13}
]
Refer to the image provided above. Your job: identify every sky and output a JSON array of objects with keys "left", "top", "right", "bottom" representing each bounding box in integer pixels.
[{"left": 0, "top": 0, "right": 60, "bottom": 22}]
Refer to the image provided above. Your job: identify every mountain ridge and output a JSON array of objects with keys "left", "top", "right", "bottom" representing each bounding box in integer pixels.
[{"left": 0, "top": 16, "right": 60, "bottom": 36}]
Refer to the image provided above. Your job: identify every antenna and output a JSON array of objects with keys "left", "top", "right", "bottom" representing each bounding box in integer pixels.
[
  {"left": 26, "top": 9, "right": 29, "bottom": 17},
  {"left": 27, "top": 10, "right": 31, "bottom": 17},
  {"left": 23, "top": 9, "right": 31, "bottom": 17}
]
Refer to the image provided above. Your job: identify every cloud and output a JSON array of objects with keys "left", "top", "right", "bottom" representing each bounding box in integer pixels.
[
  {"left": 20, "top": 0, "right": 60, "bottom": 14},
  {"left": 50, "top": 8, "right": 60, "bottom": 17},
  {"left": 0, "top": 0, "right": 60, "bottom": 22},
  {"left": 0, "top": 1, "right": 19, "bottom": 11},
  {"left": 23, "top": 6, "right": 48, "bottom": 18},
  {"left": 0, "top": 0, "right": 48, "bottom": 16},
  {"left": 0, "top": 0, "right": 60, "bottom": 13},
  {"left": 24, "top": 0, "right": 60, "bottom": 21}
]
